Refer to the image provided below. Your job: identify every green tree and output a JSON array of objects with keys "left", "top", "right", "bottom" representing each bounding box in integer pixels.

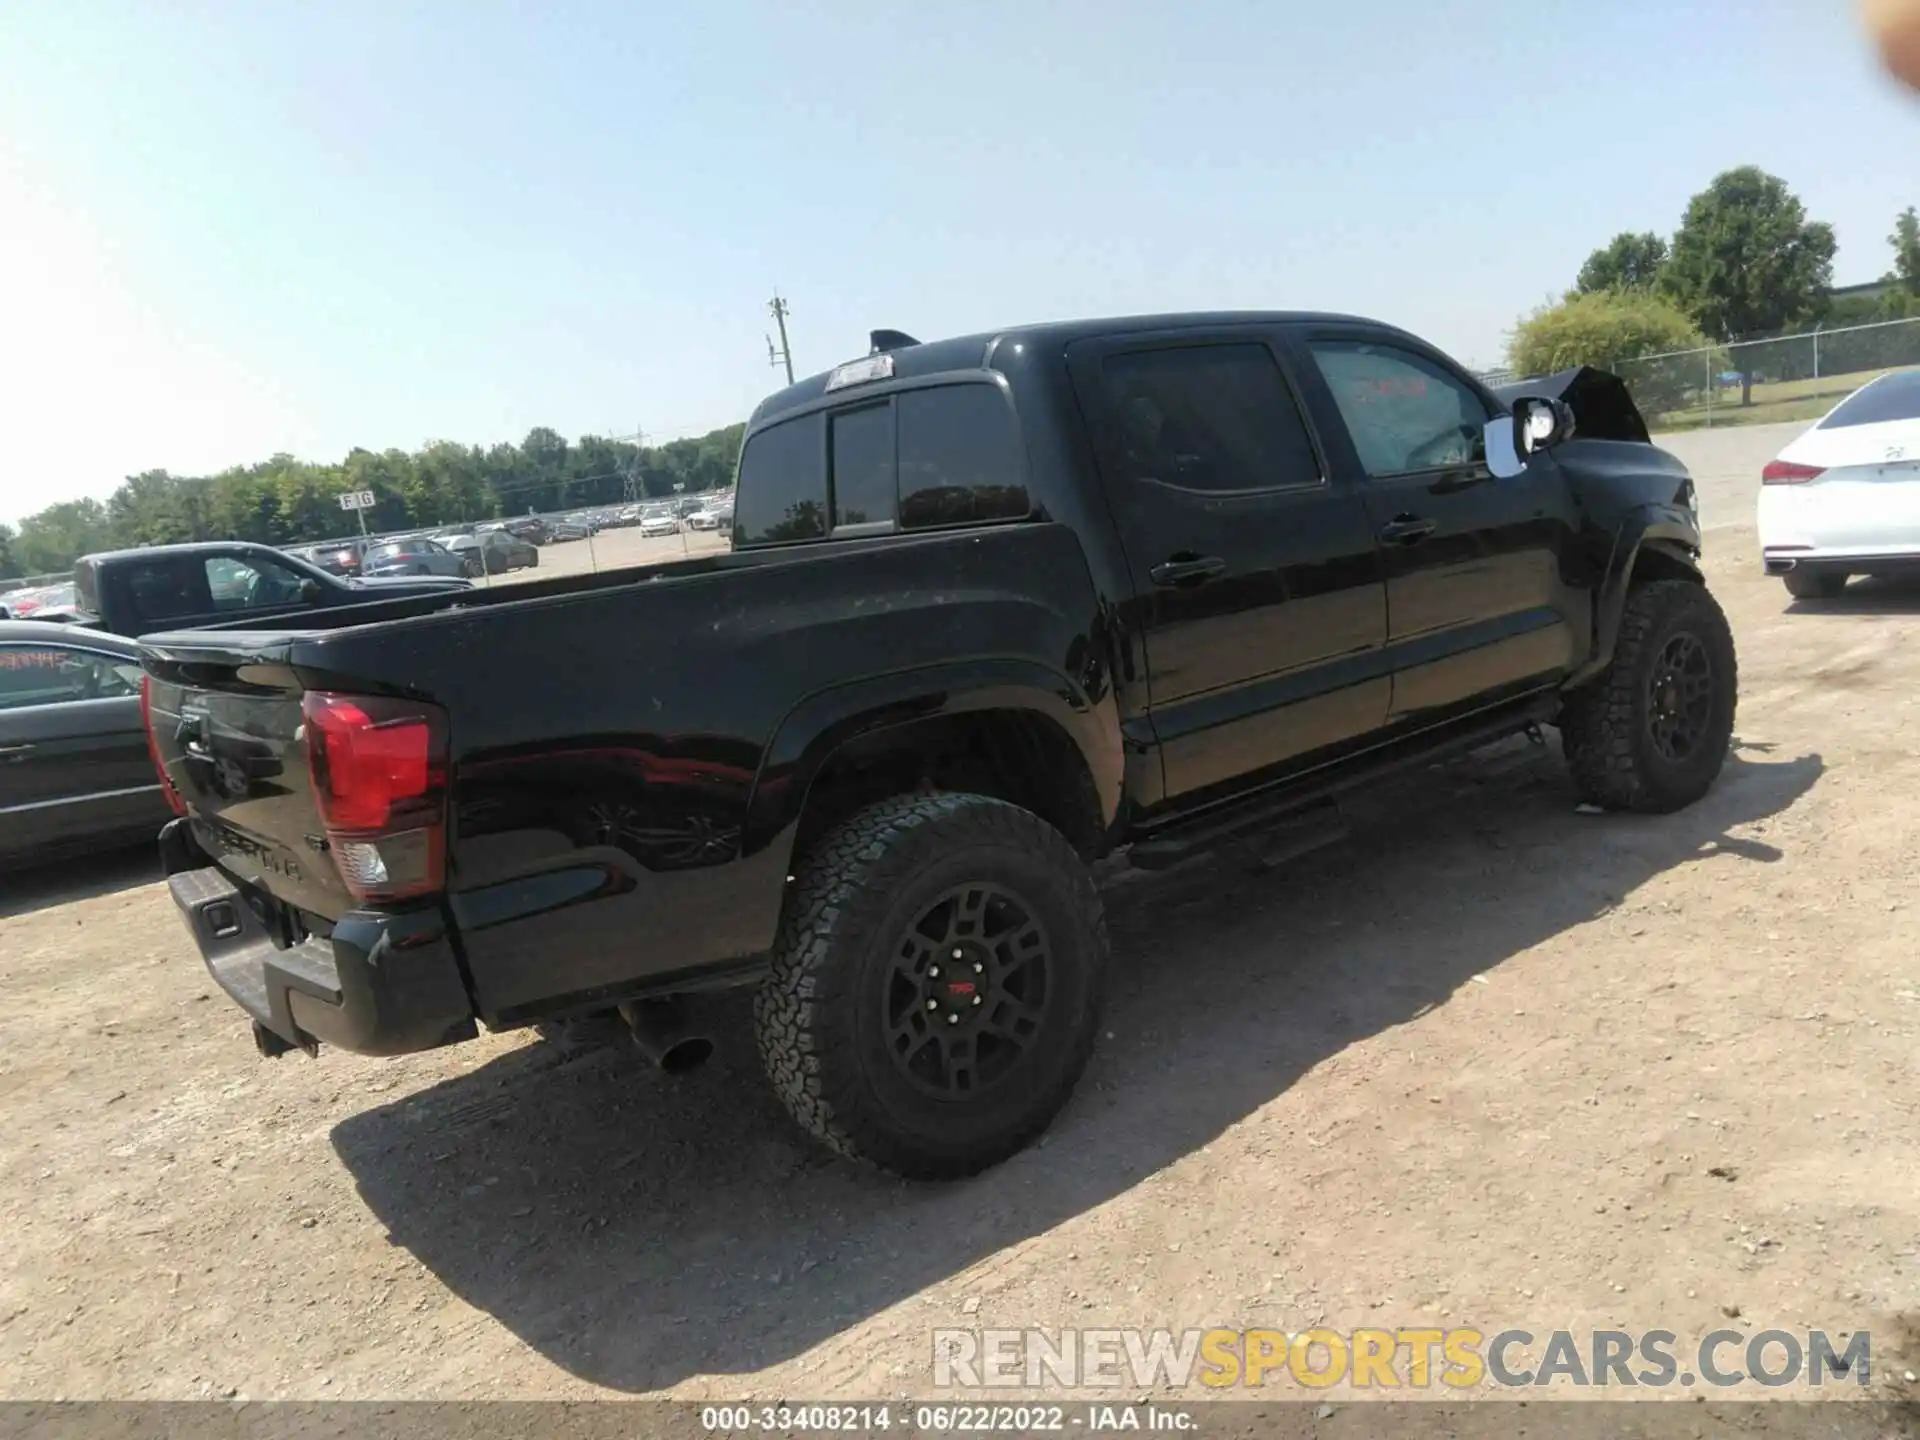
[
  {"left": 1890, "top": 206, "right": 1920, "bottom": 297},
  {"left": 1663, "top": 166, "right": 1837, "bottom": 404},
  {"left": 1575, "top": 231, "right": 1670, "bottom": 294},
  {"left": 0, "top": 522, "right": 19, "bottom": 580},
  {"left": 1508, "top": 289, "right": 1714, "bottom": 419},
  {"left": 14, "top": 499, "right": 116, "bottom": 575}
]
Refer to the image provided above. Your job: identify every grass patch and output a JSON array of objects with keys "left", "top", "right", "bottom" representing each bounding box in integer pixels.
[{"left": 1649, "top": 367, "right": 1897, "bottom": 431}]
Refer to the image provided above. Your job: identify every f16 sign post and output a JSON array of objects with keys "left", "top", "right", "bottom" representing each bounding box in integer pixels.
[{"left": 336, "top": 489, "right": 376, "bottom": 537}]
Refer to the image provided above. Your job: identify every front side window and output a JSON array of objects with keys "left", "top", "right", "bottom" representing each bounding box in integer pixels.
[
  {"left": 1098, "top": 343, "right": 1322, "bottom": 493},
  {"left": 204, "top": 557, "right": 306, "bottom": 611},
  {"left": 1308, "top": 341, "right": 1491, "bottom": 476},
  {"left": 0, "top": 645, "right": 141, "bottom": 711}
]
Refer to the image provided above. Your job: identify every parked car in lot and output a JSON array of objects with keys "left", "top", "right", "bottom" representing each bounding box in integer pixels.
[
  {"left": 0, "top": 582, "right": 81, "bottom": 623},
  {"left": 545, "top": 517, "right": 593, "bottom": 542},
  {"left": 685, "top": 502, "right": 732, "bottom": 531},
  {"left": 0, "top": 620, "right": 178, "bottom": 867},
  {"left": 70, "top": 542, "right": 468, "bottom": 637},
  {"left": 299, "top": 539, "right": 368, "bottom": 577},
  {"left": 638, "top": 507, "right": 681, "bottom": 537},
  {"left": 361, "top": 537, "right": 474, "bottom": 580},
  {"left": 444, "top": 530, "right": 539, "bottom": 575},
  {"left": 142, "top": 311, "right": 1734, "bottom": 1181},
  {"left": 501, "top": 516, "right": 551, "bottom": 545},
  {"left": 1758, "top": 366, "right": 1920, "bottom": 600}
]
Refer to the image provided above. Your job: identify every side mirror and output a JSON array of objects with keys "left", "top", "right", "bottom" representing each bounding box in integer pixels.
[
  {"left": 298, "top": 579, "right": 324, "bottom": 604},
  {"left": 1485, "top": 397, "right": 1575, "bottom": 478}
]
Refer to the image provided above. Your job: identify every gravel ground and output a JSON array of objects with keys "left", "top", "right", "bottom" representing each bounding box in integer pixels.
[{"left": 1, "top": 438, "right": 1916, "bottom": 1405}]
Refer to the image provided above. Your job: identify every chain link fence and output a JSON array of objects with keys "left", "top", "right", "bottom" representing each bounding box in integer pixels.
[{"left": 1601, "top": 316, "right": 1920, "bottom": 431}]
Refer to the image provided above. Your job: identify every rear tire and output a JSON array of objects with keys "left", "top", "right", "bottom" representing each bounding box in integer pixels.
[
  {"left": 755, "top": 792, "right": 1107, "bottom": 1180},
  {"left": 1782, "top": 567, "right": 1847, "bottom": 600},
  {"left": 1559, "top": 579, "right": 1738, "bottom": 814}
]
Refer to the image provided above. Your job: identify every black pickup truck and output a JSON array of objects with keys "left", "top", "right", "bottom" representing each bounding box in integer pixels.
[
  {"left": 142, "top": 312, "right": 1735, "bottom": 1179},
  {"left": 73, "top": 541, "right": 468, "bottom": 637}
]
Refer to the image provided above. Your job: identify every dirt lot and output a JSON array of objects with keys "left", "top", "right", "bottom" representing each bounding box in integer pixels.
[{"left": 2, "top": 449, "right": 1917, "bottom": 1405}]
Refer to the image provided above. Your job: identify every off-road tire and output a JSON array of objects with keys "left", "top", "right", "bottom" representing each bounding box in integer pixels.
[
  {"left": 1559, "top": 578, "right": 1738, "bottom": 814},
  {"left": 755, "top": 792, "right": 1107, "bottom": 1180},
  {"left": 1782, "top": 567, "right": 1846, "bottom": 601}
]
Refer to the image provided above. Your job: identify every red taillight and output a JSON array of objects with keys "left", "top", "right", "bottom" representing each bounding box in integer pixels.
[
  {"left": 1762, "top": 459, "right": 1825, "bottom": 485},
  {"left": 302, "top": 691, "right": 448, "bottom": 902},
  {"left": 139, "top": 674, "right": 187, "bottom": 816}
]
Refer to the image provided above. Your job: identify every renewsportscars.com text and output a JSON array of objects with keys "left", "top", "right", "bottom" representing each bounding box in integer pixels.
[{"left": 932, "top": 1327, "right": 1873, "bottom": 1391}]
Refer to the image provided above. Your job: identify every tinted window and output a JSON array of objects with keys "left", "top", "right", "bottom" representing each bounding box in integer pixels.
[
  {"left": 205, "top": 557, "right": 308, "bottom": 612},
  {"left": 122, "top": 557, "right": 210, "bottom": 626},
  {"left": 1820, "top": 368, "right": 1920, "bottom": 429},
  {"left": 0, "top": 645, "right": 141, "bottom": 711},
  {"left": 831, "top": 403, "right": 895, "bottom": 528},
  {"left": 898, "top": 385, "right": 1029, "bottom": 529},
  {"left": 734, "top": 413, "right": 827, "bottom": 546},
  {"left": 1099, "top": 344, "right": 1321, "bottom": 493},
  {"left": 1308, "top": 341, "right": 1490, "bottom": 476}
]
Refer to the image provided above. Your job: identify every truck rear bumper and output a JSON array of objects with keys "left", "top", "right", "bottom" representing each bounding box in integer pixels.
[{"left": 161, "top": 818, "right": 479, "bottom": 1057}]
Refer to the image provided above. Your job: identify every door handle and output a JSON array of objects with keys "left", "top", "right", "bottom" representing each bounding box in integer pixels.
[
  {"left": 1379, "top": 516, "right": 1437, "bottom": 545},
  {"left": 1149, "top": 555, "right": 1227, "bottom": 587}
]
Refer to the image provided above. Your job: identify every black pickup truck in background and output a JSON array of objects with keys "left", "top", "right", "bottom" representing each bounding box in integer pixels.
[
  {"left": 72, "top": 541, "right": 468, "bottom": 638},
  {"left": 141, "top": 311, "right": 1735, "bottom": 1179}
]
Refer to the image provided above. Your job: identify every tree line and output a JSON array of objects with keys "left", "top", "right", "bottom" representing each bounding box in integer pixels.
[
  {"left": 1509, "top": 166, "right": 1920, "bottom": 410},
  {"left": 0, "top": 422, "right": 744, "bottom": 580}
]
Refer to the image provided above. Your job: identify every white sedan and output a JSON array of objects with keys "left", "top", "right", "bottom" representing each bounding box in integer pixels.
[
  {"left": 1758, "top": 367, "right": 1920, "bottom": 599},
  {"left": 638, "top": 510, "right": 681, "bottom": 537}
]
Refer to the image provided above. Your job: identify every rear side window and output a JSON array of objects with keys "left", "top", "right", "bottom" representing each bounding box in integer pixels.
[
  {"left": 733, "top": 413, "right": 827, "bottom": 546},
  {"left": 1098, "top": 344, "right": 1321, "bottom": 493},
  {"left": 1819, "top": 368, "right": 1920, "bottom": 429},
  {"left": 122, "top": 557, "right": 211, "bottom": 626},
  {"left": 897, "top": 386, "right": 1029, "bottom": 528}
]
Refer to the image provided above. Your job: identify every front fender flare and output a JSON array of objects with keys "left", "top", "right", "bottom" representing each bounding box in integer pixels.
[{"left": 1569, "top": 506, "right": 1703, "bottom": 688}]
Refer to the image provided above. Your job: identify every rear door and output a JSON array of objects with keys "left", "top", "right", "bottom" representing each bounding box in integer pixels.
[
  {"left": 1065, "top": 326, "right": 1389, "bottom": 802},
  {"left": 1285, "top": 325, "right": 1584, "bottom": 723},
  {"left": 0, "top": 640, "right": 164, "bottom": 861}
]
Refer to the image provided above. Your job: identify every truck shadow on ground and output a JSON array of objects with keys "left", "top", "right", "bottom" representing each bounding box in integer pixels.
[
  {"left": 331, "top": 737, "right": 1821, "bottom": 1393},
  {"left": 0, "top": 842, "right": 159, "bottom": 920}
]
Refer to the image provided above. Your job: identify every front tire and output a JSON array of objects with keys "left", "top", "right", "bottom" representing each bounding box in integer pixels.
[
  {"left": 755, "top": 792, "right": 1107, "bottom": 1180},
  {"left": 1782, "top": 567, "right": 1847, "bottom": 601},
  {"left": 1559, "top": 579, "right": 1738, "bottom": 814}
]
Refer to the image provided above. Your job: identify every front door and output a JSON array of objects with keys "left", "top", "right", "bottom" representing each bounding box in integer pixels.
[
  {"left": 1286, "top": 328, "right": 1585, "bottom": 724},
  {"left": 1066, "top": 328, "right": 1389, "bottom": 805},
  {"left": 0, "top": 642, "right": 162, "bottom": 861}
]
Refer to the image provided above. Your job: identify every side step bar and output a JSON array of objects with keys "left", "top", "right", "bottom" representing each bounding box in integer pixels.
[{"left": 1127, "top": 697, "right": 1557, "bottom": 872}]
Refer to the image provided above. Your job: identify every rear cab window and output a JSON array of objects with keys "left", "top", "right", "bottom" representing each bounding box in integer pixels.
[{"left": 733, "top": 382, "right": 1029, "bottom": 548}]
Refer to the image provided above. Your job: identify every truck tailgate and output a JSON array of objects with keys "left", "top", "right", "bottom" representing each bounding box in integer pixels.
[{"left": 143, "top": 637, "right": 356, "bottom": 922}]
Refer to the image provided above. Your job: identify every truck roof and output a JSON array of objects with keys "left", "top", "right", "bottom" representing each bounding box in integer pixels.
[{"left": 747, "top": 309, "right": 1389, "bottom": 430}]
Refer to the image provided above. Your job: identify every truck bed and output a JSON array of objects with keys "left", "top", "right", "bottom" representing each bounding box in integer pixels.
[{"left": 143, "top": 521, "right": 1109, "bottom": 1037}]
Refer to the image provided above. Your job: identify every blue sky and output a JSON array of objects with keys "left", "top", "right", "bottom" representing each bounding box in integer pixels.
[{"left": 1, "top": 0, "right": 1914, "bottom": 522}]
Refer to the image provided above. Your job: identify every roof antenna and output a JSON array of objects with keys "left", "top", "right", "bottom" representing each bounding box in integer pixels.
[{"left": 870, "top": 329, "right": 919, "bottom": 354}]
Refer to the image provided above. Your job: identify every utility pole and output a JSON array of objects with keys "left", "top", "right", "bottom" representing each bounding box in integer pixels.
[
  {"left": 767, "top": 292, "right": 795, "bottom": 385},
  {"left": 622, "top": 425, "right": 646, "bottom": 504}
]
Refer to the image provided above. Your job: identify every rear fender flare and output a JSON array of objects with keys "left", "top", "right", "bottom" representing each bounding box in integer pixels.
[{"left": 742, "top": 659, "right": 1125, "bottom": 861}]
